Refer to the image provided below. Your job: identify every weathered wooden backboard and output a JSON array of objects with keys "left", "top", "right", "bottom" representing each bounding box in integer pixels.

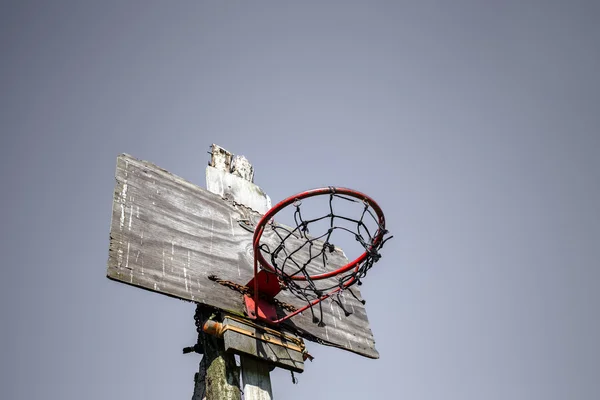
[{"left": 107, "top": 154, "right": 379, "bottom": 358}]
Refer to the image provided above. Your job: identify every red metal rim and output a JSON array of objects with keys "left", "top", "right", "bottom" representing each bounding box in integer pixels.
[{"left": 253, "top": 187, "right": 386, "bottom": 281}]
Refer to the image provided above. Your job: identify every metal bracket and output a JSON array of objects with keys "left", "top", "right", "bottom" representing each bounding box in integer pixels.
[
  {"left": 202, "top": 314, "right": 310, "bottom": 373},
  {"left": 244, "top": 270, "right": 282, "bottom": 323},
  {"left": 204, "top": 318, "right": 305, "bottom": 355}
]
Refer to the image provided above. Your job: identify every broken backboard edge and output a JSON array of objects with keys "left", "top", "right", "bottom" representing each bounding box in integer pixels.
[{"left": 106, "top": 153, "right": 379, "bottom": 359}]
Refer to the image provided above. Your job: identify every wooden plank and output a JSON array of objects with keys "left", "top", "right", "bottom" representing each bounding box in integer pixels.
[
  {"left": 222, "top": 317, "right": 304, "bottom": 373},
  {"left": 207, "top": 145, "right": 272, "bottom": 400},
  {"left": 107, "top": 154, "right": 379, "bottom": 359},
  {"left": 209, "top": 144, "right": 233, "bottom": 172},
  {"left": 241, "top": 357, "right": 273, "bottom": 400},
  {"left": 208, "top": 143, "right": 256, "bottom": 182},
  {"left": 206, "top": 166, "right": 271, "bottom": 214}
]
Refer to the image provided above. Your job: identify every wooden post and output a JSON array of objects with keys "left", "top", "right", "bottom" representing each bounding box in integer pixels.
[
  {"left": 192, "top": 307, "right": 241, "bottom": 400},
  {"left": 241, "top": 357, "right": 274, "bottom": 400},
  {"left": 193, "top": 145, "right": 273, "bottom": 400}
]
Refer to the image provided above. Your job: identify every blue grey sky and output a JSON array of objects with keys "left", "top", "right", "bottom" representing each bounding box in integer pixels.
[{"left": 1, "top": 1, "right": 599, "bottom": 399}]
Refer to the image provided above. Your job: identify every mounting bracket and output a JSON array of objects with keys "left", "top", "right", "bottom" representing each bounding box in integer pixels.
[{"left": 244, "top": 270, "right": 282, "bottom": 323}]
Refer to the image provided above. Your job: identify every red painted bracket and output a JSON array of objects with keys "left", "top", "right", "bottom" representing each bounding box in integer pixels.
[{"left": 244, "top": 270, "right": 282, "bottom": 323}]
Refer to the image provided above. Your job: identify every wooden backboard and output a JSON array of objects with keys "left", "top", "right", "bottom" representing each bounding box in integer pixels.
[{"left": 107, "top": 154, "right": 379, "bottom": 359}]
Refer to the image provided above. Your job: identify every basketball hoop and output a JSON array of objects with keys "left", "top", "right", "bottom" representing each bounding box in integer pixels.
[{"left": 246, "top": 187, "right": 392, "bottom": 326}]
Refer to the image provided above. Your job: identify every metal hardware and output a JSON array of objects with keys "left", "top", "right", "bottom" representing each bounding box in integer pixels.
[{"left": 202, "top": 315, "right": 313, "bottom": 361}]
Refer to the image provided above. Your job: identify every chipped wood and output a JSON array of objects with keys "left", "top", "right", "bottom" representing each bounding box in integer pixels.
[{"left": 205, "top": 166, "right": 271, "bottom": 214}]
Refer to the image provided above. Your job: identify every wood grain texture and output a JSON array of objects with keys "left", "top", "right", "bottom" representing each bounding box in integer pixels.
[
  {"left": 241, "top": 357, "right": 273, "bottom": 400},
  {"left": 206, "top": 166, "right": 271, "bottom": 214},
  {"left": 222, "top": 317, "right": 304, "bottom": 373},
  {"left": 107, "top": 154, "right": 379, "bottom": 359}
]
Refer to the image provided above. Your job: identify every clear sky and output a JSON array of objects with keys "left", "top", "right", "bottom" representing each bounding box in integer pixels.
[{"left": 1, "top": 1, "right": 599, "bottom": 399}]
